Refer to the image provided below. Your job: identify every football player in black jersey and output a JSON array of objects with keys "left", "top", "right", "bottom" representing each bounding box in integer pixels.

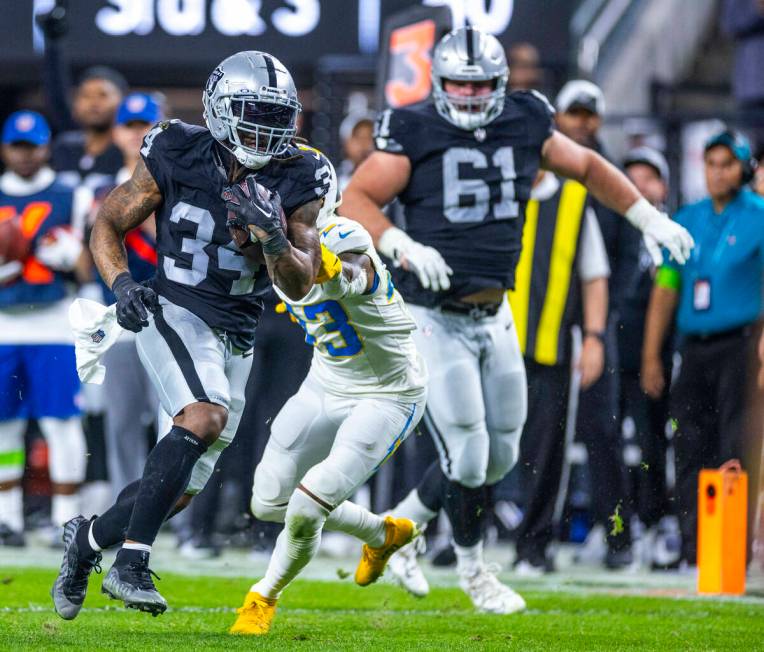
[
  {"left": 51, "top": 51, "right": 333, "bottom": 619},
  {"left": 341, "top": 26, "right": 693, "bottom": 614}
]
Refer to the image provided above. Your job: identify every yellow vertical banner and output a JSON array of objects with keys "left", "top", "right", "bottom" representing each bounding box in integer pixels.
[{"left": 534, "top": 181, "right": 587, "bottom": 365}]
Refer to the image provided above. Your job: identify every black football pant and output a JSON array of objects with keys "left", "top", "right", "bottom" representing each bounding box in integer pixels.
[
  {"left": 670, "top": 327, "right": 753, "bottom": 564},
  {"left": 514, "top": 361, "right": 569, "bottom": 563}
]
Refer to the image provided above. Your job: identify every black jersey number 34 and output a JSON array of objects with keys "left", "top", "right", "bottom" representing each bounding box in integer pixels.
[
  {"left": 443, "top": 146, "right": 519, "bottom": 223},
  {"left": 164, "top": 201, "right": 257, "bottom": 295}
]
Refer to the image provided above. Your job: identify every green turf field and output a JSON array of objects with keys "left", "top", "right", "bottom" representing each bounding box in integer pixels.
[{"left": 1, "top": 568, "right": 763, "bottom": 650}]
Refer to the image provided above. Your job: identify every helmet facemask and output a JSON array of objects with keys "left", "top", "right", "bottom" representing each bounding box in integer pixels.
[
  {"left": 208, "top": 91, "right": 299, "bottom": 169},
  {"left": 432, "top": 75, "right": 507, "bottom": 130}
]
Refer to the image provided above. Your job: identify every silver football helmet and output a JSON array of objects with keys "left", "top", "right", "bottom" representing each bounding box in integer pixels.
[
  {"left": 431, "top": 26, "right": 509, "bottom": 130},
  {"left": 203, "top": 51, "right": 301, "bottom": 169}
]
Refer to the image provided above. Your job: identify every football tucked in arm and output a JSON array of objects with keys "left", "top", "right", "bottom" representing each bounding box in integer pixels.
[
  {"left": 226, "top": 177, "right": 287, "bottom": 264},
  {"left": 229, "top": 223, "right": 266, "bottom": 265}
]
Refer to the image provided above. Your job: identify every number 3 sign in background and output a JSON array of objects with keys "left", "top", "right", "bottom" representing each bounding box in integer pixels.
[
  {"left": 377, "top": 5, "right": 452, "bottom": 109},
  {"left": 384, "top": 19, "right": 436, "bottom": 108}
]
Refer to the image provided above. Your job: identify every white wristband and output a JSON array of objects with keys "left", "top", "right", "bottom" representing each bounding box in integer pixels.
[
  {"left": 325, "top": 267, "right": 368, "bottom": 298},
  {"left": 624, "top": 197, "right": 658, "bottom": 232},
  {"left": 346, "top": 268, "right": 369, "bottom": 296}
]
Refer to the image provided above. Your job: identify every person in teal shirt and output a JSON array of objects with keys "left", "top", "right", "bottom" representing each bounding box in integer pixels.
[{"left": 641, "top": 129, "right": 764, "bottom": 568}]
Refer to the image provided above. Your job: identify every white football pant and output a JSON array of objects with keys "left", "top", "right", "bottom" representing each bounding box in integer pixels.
[{"left": 407, "top": 301, "right": 526, "bottom": 488}]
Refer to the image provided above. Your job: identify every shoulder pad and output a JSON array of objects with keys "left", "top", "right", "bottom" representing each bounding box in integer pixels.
[
  {"left": 139, "top": 119, "right": 186, "bottom": 158},
  {"left": 281, "top": 143, "right": 332, "bottom": 198},
  {"left": 319, "top": 217, "right": 372, "bottom": 256},
  {"left": 510, "top": 90, "right": 555, "bottom": 117},
  {"left": 508, "top": 90, "right": 555, "bottom": 142},
  {"left": 374, "top": 108, "right": 405, "bottom": 154},
  {"left": 296, "top": 143, "right": 328, "bottom": 161}
]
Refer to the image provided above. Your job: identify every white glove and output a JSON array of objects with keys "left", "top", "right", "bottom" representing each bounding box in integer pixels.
[
  {"left": 377, "top": 226, "right": 453, "bottom": 292},
  {"left": 625, "top": 198, "right": 694, "bottom": 266},
  {"left": 35, "top": 226, "right": 84, "bottom": 272}
]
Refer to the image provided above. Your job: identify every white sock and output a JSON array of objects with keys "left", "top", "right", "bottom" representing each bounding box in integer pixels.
[
  {"left": 393, "top": 489, "right": 437, "bottom": 528},
  {"left": 122, "top": 541, "right": 152, "bottom": 553},
  {"left": 51, "top": 493, "right": 80, "bottom": 527},
  {"left": 0, "top": 486, "right": 24, "bottom": 532},
  {"left": 454, "top": 540, "right": 484, "bottom": 577},
  {"left": 325, "top": 501, "right": 386, "bottom": 548},
  {"left": 88, "top": 521, "right": 103, "bottom": 552},
  {"left": 253, "top": 491, "right": 325, "bottom": 600}
]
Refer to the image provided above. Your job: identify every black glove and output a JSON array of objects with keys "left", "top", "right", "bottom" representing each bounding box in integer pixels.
[
  {"left": 112, "top": 272, "right": 159, "bottom": 333},
  {"left": 35, "top": 1, "right": 69, "bottom": 40},
  {"left": 222, "top": 176, "right": 285, "bottom": 238}
]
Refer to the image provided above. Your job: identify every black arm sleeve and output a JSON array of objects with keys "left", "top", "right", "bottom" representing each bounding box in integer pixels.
[{"left": 41, "top": 38, "right": 76, "bottom": 133}]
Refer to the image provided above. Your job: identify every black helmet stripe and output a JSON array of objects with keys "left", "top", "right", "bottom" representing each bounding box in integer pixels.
[
  {"left": 263, "top": 54, "right": 277, "bottom": 88},
  {"left": 465, "top": 25, "right": 474, "bottom": 64}
]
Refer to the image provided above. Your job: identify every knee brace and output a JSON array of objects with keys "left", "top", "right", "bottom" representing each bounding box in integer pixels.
[
  {"left": 0, "top": 420, "right": 26, "bottom": 483},
  {"left": 285, "top": 488, "right": 329, "bottom": 541},
  {"left": 39, "top": 417, "right": 87, "bottom": 484},
  {"left": 446, "top": 422, "right": 490, "bottom": 489},
  {"left": 251, "top": 460, "right": 293, "bottom": 523},
  {"left": 485, "top": 425, "right": 523, "bottom": 486},
  {"left": 251, "top": 494, "right": 288, "bottom": 524}
]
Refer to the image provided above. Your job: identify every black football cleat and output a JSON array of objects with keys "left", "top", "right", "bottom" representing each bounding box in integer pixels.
[
  {"left": 101, "top": 551, "right": 167, "bottom": 616},
  {"left": 51, "top": 515, "right": 102, "bottom": 620}
]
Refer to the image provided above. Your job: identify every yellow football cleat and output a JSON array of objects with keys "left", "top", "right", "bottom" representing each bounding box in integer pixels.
[
  {"left": 355, "top": 516, "right": 418, "bottom": 587},
  {"left": 229, "top": 591, "right": 277, "bottom": 635}
]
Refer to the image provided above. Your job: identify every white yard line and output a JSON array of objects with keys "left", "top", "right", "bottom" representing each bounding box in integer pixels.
[{"left": 4, "top": 534, "right": 763, "bottom": 603}]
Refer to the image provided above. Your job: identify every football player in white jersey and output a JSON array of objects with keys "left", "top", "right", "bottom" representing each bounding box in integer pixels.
[{"left": 227, "top": 164, "right": 428, "bottom": 636}]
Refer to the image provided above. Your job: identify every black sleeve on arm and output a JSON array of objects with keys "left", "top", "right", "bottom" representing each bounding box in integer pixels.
[
  {"left": 276, "top": 147, "right": 331, "bottom": 216},
  {"left": 373, "top": 107, "right": 419, "bottom": 158},
  {"left": 138, "top": 120, "right": 183, "bottom": 192},
  {"left": 41, "top": 38, "right": 76, "bottom": 133},
  {"left": 512, "top": 90, "right": 556, "bottom": 145}
]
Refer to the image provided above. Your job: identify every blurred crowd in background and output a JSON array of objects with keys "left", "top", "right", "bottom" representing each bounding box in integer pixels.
[{"left": 0, "top": 0, "right": 763, "bottom": 578}]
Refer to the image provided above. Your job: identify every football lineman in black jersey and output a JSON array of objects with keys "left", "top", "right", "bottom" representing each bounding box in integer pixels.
[
  {"left": 51, "top": 51, "right": 333, "bottom": 619},
  {"left": 341, "top": 26, "right": 693, "bottom": 614}
]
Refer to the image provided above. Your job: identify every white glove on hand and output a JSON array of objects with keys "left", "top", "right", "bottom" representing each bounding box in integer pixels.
[
  {"left": 625, "top": 198, "right": 694, "bottom": 266},
  {"left": 35, "top": 226, "right": 84, "bottom": 272},
  {"left": 377, "top": 226, "right": 453, "bottom": 291}
]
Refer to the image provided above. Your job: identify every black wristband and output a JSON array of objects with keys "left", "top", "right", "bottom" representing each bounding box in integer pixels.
[
  {"left": 261, "top": 230, "right": 289, "bottom": 256},
  {"left": 584, "top": 329, "right": 606, "bottom": 343},
  {"left": 111, "top": 271, "right": 134, "bottom": 294}
]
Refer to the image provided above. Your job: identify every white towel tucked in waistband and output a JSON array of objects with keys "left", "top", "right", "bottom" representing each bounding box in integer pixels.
[{"left": 68, "top": 298, "right": 124, "bottom": 384}]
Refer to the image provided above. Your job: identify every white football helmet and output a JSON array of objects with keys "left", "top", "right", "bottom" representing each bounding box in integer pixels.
[
  {"left": 431, "top": 26, "right": 509, "bottom": 130},
  {"left": 203, "top": 51, "right": 300, "bottom": 169}
]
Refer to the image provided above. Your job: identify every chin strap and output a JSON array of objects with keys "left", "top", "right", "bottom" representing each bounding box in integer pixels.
[
  {"left": 217, "top": 137, "right": 272, "bottom": 174},
  {"left": 233, "top": 145, "right": 271, "bottom": 170}
]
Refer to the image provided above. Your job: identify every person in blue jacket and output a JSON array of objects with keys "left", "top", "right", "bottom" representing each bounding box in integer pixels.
[{"left": 641, "top": 129, "right": 764, "bottom": 568}]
